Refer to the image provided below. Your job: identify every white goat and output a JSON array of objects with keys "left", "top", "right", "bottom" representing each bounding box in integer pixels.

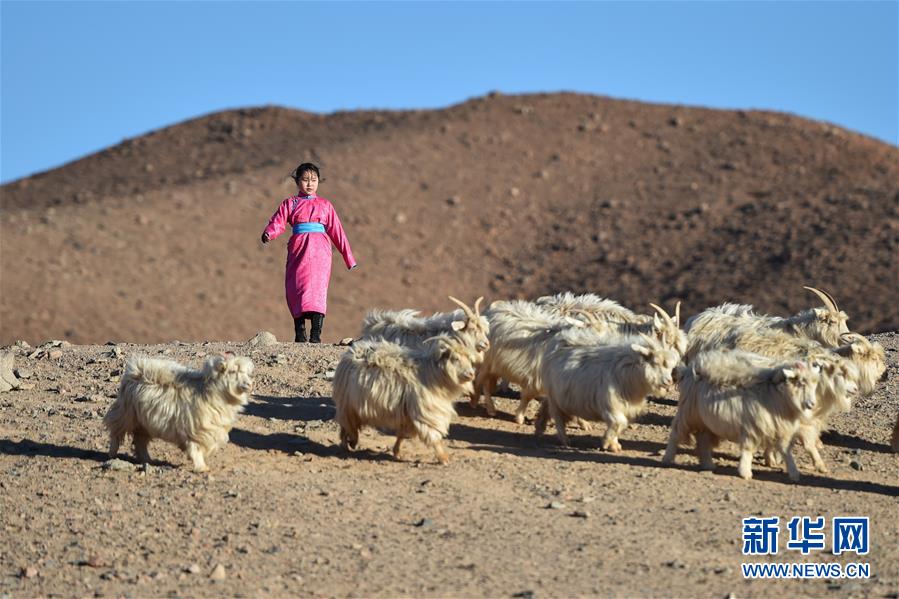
[
  {"left": 662, "top": 350, "right": 819, "bottom": 481},
  {"left": 536, "top": 292, "right": 651, "bottom": 325},
  {"left": 360, "top": 297, "right": 489, "bottom": 355},
  {"left": 474, "top": 299, "right": 582, "bottom": 423},
  {"left": 684, "top": 286, "right": 850, "bottom": 362},
  {"left": 104, "top": 354, "right": 254, "bottom": 472},
  {"left": 535, "top": 328, "right": 680, "bottom": 450},
  {"left": 332, "top": 334, "right": 478, "bottom": 465},
  {"left": 831, "top": 333, "right": 886, "bottom": 396},
  {"left": 569, "top": 302, "right": 687, "bottom": 358}
]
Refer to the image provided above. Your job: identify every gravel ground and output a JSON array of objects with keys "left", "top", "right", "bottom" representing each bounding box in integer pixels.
[{"left": 1, "top": 333, "right": 896, "bottom": 598}]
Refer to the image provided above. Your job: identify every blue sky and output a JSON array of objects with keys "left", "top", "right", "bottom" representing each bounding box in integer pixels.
[{"left": 1, "top": 1, "right": 897, "bottom": 184}]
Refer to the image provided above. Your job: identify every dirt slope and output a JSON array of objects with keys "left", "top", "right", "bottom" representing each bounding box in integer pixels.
[
  {"left": 0, "top": 333, "right": 896, "bottom": 597},
  {"left": 2, "top": 92, "right": 898, "bottom": 345}
]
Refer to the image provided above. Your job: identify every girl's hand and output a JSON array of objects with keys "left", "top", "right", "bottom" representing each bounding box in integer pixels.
[{"left": 261, "top": 232, "right": 270, "bottom": 244}]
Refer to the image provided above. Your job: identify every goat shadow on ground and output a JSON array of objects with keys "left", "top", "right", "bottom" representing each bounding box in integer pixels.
[
  {"left": 229, "top": 427, "right": 397, "bottom": 463},
  {"left": 449, "top": 422, "right": 667, "bottom": 469},
  {"left": 0, "top": 437, "right": 177, "bottom": 468},
  {"left": 820, "top": 430, "right": 893, "bottom": 454},
  {"left": 246, "top": 394, "right": 335, "bottom": 422},
  {"left": 449, "top": 424, "right": 899, "bottom": 497}
]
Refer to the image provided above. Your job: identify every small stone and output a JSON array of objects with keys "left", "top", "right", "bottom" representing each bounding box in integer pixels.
[
  {"left": 547, "top": 501, "right": 566, "bottom": 510},
  {"left": 248, "top": 331, "right": 277, "bottom": 347},
  {"left": 509, "top": 187, "right": 520, "bottom": 197},
  {"left": 103, "top": 459, "right": 135, "bottom": 472},
  {"left": 393, "top": 212, "right": 407, "bottom": 224},
  {"left": 414, "top": 518, "right": 433, "bottom": 528},
  {"left": 724, "top": 492, "right": 733, "bottom": 502},
  {"left": 187, "top": 564, "right": 201, "bottom": 574},
  {"left": 21, "top": 566, "right": 38, "bottom": 578},
  {"left": 571, "top": 510, "right": 590, "bottom": 518},
  {"left": 446, "top": 195, "right": 461, "bottom": 206},
  {"left": 849, "top": 460, "right": 863, "bottom": 471},
  {"left": 14, "top": 368, "right": 32, "bottom": 379},
  {"left": 48, "top": 349, "right": 63, "bottom": 360},
  {"left": 338, "top": 337, "right": 355, "bottom": 346}
]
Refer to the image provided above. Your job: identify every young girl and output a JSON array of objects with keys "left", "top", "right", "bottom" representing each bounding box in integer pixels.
[{"left": 261, "top": 163, "right": 357, "bottom": 343}]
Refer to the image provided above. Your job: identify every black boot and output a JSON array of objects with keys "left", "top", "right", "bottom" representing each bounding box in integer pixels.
[
  {"left": 309, "top": 312, "right": 324, "bottom": 344},
  {"left": 293, "top": 317, "right": 307, "bottom": 343}
]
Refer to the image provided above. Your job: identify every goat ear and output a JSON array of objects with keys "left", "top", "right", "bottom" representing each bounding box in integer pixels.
[
  {"left": 631, "top": 343, "right": 652, "bottom": 358},
  {"left": 451, "top": 320, "right": 466, "bottom": 331},
  {"left": 781, "top": 368, "right": 797, "bottom": 380},
  {"left": 216, "top": 357, "right": 228, "bottom": 372},
  {"left": 813, "top": 307, "right": 829, "bottom": 320}
]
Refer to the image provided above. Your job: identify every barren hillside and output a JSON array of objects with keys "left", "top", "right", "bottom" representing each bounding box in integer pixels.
[{"left": 2, "top": 92, "right": 897, "bottom": 344}]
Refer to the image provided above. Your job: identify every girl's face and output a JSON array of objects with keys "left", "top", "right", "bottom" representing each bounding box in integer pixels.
[{"left": 297, "top": 171, "right": 319, "bottom": 196}]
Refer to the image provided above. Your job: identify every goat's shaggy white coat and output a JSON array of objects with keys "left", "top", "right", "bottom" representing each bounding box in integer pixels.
[
  {"left": 536, "top": 328, "right": 679, "bottom": 450},
  {"left": 332, "top": 334, "right": 477, "bottom": 464},
  {"left": 359, "top": 297, "right": 489, "bottom": 397},
  {"left": 474, "top": 300, "right": 582, "bottom": 423},
  {"left": 684, "top": 287, "right": 850, "bottom": 363},
  {"left": 662, "top": 349, "right": 819, "bottom": 481},
  {"left": 104, "top": 354, "right": 254, "bottom": 472}
]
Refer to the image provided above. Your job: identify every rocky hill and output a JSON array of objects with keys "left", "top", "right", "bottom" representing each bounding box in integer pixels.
[{"left": 2, "top": 92, "right": 897, "bottom": 344}]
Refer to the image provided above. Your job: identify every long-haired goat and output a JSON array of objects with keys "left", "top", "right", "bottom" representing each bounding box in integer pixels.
[
  {"left": 662, "top": 349, "right": 819, "bottom": 481},
  {"left": 104, "top": 354, "right": 254, "bottom": 472},
  {"left": 332, "top": 334, "right": 478, "bottom": 465},
  {"left": 536, "top": 292, "right": 651, "bottom": 325},
  {"left": 832, "top": 333, "right": 886, "bottom": 396},
  {"left": 569, "top": 302, "right": 687, "bottom": 358},
  {"left": 535, "top": 328, "right": 680, "bottom": 450},
  {"left": 709, "top": 328, "right": 861, "bottom": 473},
  {"left": 474, "top": 299, "right": 582, "bottom": 423},
  {"left": 684, "top": 287, "right": 850, "bottom": 362},
  {"left": 360, "top": 297, "right": 489, "bottom": 355},
  {"left": 360, "top": 297, "right": 489, "bottom": 397}
]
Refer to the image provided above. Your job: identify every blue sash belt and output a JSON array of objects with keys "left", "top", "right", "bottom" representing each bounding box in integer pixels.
[{"left": 292, "top": 222, "right": 326, "bottom": 235}]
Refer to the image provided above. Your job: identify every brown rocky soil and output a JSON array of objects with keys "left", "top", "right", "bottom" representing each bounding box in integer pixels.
[
  {"left": 0, "top": 333, "right": 896, "bottom": 597},
  {"left": 1, "top": 92, "right": 898, "bottom": 345}
]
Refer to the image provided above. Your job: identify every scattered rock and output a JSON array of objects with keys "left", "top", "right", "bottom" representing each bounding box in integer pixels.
[
  {"left": 447, "top": 195, "right": 461, "bottom": 206},
  {"left": 20, "top": 566, "right": 38, "bottom": 579},
  {"left": 14, "top": 367, "right": 32, "bottom": 379},
  {"left": 0, "top": 351, "right": 22, "bottom": 392},
  {"left": 186, "top": 564, "right": 201, "bottom": 574},
  {"left": 571, "top": 510, "right": 590, "bottom": 519},
  {"left": 102, "top": 459, "right": 136, "bottom": 472},
  {"left": 414, "top": 518, "right": 434, "bottom": 528},
  {"left": 547, "top": 501, "right": 566, "bottom": 510},
  {"left": 210, "top": 564, "right": 226, "bottom": 580},
  {"left": 849, "top": 460, "right": 863, "bottom": 471},
  {"left": 47, "top": 349, "right": 63, "bottom": 360},
  {"left": 248, "top": 331, "right": 278, "bottom": 346},
  {"left": 724, "top": 492, "right": 734, "bottom": 502}
]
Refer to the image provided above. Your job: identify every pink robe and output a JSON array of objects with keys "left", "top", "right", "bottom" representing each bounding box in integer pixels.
[{"left": 263, "top": 195, "right": 356, "bottom": 317}]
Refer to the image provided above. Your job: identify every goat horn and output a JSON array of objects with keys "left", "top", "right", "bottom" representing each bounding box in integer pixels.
[
  {"left": 674, "top": 301, "right": 681, "bottom": 327},
  {"left": 821, "top": 288, "right": 840, "bottom": 312},
  {"left": 649, "top": 303, "right": 673, "bottom": 325},
  {"left": 473, "top": 296, "right": 484, "bottom": 317},
  {"left": 447, "top": 296, "right": 474, "bottom": 318},
  {"left": 803, "top": 286, "right": 837, "bottom": 312}
]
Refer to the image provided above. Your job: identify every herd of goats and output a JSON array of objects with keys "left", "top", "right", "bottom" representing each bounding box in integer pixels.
[{"left": 104, "top": 287, "right": 892, "bottom": 480}]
